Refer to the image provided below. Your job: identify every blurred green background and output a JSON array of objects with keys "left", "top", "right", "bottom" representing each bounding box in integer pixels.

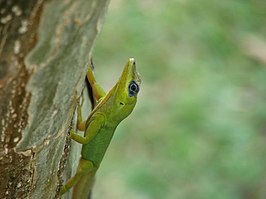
[{"left": 92, "top": 1, "right": 266, "bottom": 199}]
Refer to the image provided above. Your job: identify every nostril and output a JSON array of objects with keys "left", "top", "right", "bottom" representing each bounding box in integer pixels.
[{"left": 120, "top": 102, "right": 124, "bottom": 105}]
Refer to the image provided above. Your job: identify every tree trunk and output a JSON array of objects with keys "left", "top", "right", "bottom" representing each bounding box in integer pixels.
[{"left": 0, "top": 0, "right": 110, "bottom": 198}]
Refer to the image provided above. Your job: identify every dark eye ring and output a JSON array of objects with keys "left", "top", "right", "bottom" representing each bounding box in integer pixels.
[{"left": 128, "top": 81, "right": 139, "bottom": 96}]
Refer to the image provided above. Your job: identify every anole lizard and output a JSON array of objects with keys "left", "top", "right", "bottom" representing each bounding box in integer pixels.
[{"left": 60, "top": 58, "right": 141, "bottom": 198}]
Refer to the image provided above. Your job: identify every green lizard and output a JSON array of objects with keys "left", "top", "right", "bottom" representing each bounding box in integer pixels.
[{"left": 60, "top": 58, "right": 141, "bottom": 198}]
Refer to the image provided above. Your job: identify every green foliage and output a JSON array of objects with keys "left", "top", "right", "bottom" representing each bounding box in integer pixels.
[{"left": 93, "top": 1, "right": 266, "bottom": 198}]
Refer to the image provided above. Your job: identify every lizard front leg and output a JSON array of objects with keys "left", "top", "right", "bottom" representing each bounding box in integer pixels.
[
  {"left": 87, "top": 66, "right": 106, "bottom": 101},
  {"left": 70, "top": 115, "right": 105, "bottom": 145}
]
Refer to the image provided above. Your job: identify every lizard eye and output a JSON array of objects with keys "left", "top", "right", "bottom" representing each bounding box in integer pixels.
[{"left": 128, "top": 80, "right": 139, "bottom": 97}]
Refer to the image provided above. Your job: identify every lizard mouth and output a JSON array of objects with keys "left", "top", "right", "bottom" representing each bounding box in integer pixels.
[{"left": 128, "top": 58, "right": 141, "bottom": 85}]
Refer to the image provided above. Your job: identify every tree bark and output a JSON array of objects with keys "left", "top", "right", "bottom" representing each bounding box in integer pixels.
[{"left": 0, "top": 0, "right": 110, "bottom": 198}]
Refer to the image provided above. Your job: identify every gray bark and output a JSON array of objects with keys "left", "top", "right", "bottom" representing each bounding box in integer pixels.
[{"left": 0, "top": 0, "right": 110, "bottom": 198}]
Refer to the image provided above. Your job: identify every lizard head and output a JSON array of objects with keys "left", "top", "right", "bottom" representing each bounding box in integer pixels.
[{"left": 114, "top": 58, "right": 141, "bottom": 119}]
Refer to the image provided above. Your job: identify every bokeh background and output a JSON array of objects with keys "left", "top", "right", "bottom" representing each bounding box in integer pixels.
[{"left": 92, "top": 1, "right": 266, "bottom": 198}]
